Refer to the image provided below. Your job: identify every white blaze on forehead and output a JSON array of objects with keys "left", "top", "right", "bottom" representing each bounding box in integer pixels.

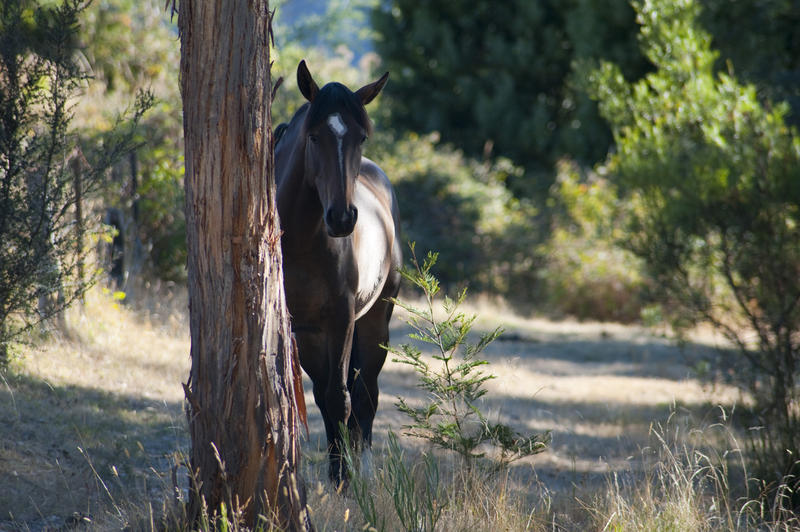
[
  {"left": 327, "top": 113, "right": 347, "bottom": 137},
  {"left": 327, "top": 113, "right": 347, "bottom": 177}
]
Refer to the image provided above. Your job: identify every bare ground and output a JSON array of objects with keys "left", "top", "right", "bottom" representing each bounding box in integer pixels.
[{"left": 0, "top": 290, "right": 744, "bottom": 530}]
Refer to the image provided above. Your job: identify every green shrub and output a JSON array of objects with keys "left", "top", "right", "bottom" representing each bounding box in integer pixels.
[
  {"left": 372, "top": 133, "right": 541, "bottom": 300},
  {"left": 538, "top": 160, "right": 647, "bottom": 322},
  {"left": 585, "top": 0, "right": 800, "bottom": 505},
  {"left": 388, "top": 245, "right": 550, "bottom": 470},
  {"left": 0, "top": 0, "right": 149, "bottom": 359},
  {"left": 343, "top": 246, "right": 549, "bottom": 531},
  {"left": 136, "top": 146, "right": 186, "bottom": 282},
  {"left": 80, "top": 0, "right": 187, "bottom": 284}
]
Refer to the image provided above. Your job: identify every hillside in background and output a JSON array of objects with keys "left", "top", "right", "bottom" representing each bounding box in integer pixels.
[{"left": 273, "top": 0, "right": 375, "bottom": 61}]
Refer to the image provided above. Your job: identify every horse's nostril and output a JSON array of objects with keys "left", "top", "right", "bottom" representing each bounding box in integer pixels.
[{"left": 349, "top": 206, "right": 358, "bottom": 224}]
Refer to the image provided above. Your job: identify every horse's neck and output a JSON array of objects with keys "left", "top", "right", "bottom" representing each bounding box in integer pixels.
[{"left": 277, "top": 147, "right": 325, "bottom": 249}]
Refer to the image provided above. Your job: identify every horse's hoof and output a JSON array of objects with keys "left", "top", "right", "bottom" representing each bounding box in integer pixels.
[
  {"left": 360, "top": 448, "right": 374, "bottom": 477},
  {"left": 329, "top": 462, "right": 349, "bottom": 491}
]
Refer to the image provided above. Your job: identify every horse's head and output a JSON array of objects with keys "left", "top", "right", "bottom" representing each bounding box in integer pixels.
[{"left": 297, "top": 60, "right": 388, "bottom": 237}]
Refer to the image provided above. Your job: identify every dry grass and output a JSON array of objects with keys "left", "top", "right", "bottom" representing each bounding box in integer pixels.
[
  {"left": 586, "top": 410, "right": 800, "bottom": 532},
  {"left": 1, "top": 286, "right": 792, "bottom": 530},
  {"left": 0, "top": 286, "right": 190, "bottom": 529}
]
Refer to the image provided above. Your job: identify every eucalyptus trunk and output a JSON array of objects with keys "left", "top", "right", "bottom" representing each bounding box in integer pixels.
[{"left": 178, "top": 1, "right": 311, "bottom": 528}]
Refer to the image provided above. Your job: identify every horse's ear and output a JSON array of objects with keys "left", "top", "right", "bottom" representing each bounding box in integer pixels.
[
  {"left": 356, "top": 72, "right": 389, "bottom": 105},
  {"left": 297, "top": 60, "right": 319, "bottom": 102}
]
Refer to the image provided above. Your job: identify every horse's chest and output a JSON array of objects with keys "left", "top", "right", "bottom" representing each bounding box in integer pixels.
[
  {"left": 282, "top": 238, "right": 386, "bottom": 325},
  {"left": 282, "top": 253, "right": 352, "bottom": 322}
]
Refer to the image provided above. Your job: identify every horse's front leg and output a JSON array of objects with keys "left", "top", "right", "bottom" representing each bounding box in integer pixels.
[{"left": 324, "top": 304, "right": 356, "bottom": 485}]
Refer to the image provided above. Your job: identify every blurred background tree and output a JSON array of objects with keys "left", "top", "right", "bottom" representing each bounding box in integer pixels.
[
  {"left": 371, "top": 0, "right": 799, "bottom": 195},
  {"left": 267, "top": 0, "right": 800, "bottom": 318},
  {"left": 9, "top": 0, "right": 795, "bottom": 327},
  {"left": 371, "top": 0, "right": 649, "bottom": 197},
  {"left": 79, "top": 0, "right": 185, "bottom": 284},
  {"left": 537, "top": 161, "right": 645, "bottom": 323},
  {"left": 699, "top": 0, "right": 800, "bottom": 128}
]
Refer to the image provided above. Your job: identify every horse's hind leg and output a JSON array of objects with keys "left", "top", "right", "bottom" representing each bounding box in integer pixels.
[{"left": 348, "top": 297, "right": 394, "bottom": 467}]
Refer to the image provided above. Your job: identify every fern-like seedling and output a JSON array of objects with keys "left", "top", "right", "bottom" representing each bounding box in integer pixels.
[{"left": 388, "top": 243, "right": 550, "bottom": 470}]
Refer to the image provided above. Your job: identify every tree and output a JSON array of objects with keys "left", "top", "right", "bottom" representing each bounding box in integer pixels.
[
  {"left": 371, "top": 0, "right": 649, "bottom": 195},
  {"left": 390, "top": 246, "right": 549, "bottom": 469},
  {"left": 178, "top": 0, "right": 312, "bottom": 528},
  {"left": 586, "top": 0, "right": 800, "bottom": 503},
  {"left": 699, "top": 0, "right": 800, "bottom": 129},
  {"left": 0, "top": 0, "right": 147, "bottom": 363},
  {"left": 372, "top": 0, "right": 800, "bottom": 198},
  {"left": 80, "top": 0, "right": 187, "bottom": 284}
]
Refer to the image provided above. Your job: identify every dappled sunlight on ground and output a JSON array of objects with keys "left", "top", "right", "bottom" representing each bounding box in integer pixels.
[
  {"left": 0, "top": 288, "right": 189, "bottom": 527},
  {"left": 303, "top": 305, "right": 747, "bottom": 497},
  {"left": 1, "top": 287, "right": 748, "bottom": 528}
]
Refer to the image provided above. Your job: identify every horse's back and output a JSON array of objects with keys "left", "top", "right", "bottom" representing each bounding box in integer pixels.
[{"left": 353, "top": 157, "right": 401, "bottom": 318}]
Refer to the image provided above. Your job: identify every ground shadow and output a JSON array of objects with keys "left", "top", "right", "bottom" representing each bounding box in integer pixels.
[
  {"left": 0, "top": 372, "right": 187, "bottom": 528},
  {"left": 1, "top": 312, "right": 747, "bottom": 529}
]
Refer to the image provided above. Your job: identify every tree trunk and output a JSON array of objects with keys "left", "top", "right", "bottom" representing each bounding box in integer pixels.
[
  {"left": 178, "top": 1, "right": 312, "bottom": 529},
  {"left": 70, "top": 147, "right": 88, "bottom": 303},
  {"left": 127, "top": 149, "right": 144, "bottom": 298}
]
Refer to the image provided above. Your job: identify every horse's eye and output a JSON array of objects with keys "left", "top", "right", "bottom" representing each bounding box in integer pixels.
[{"left": 309, "top": 134, "right": 319, "bottom": 144}]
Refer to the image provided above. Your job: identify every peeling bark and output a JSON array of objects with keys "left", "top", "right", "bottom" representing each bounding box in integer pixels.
[{"left": 178, "top": 1, "right": 311, "bottom": 528}]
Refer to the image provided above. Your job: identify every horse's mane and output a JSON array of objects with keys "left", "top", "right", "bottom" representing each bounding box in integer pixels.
[{"left": 274, "top": 123, "right": 289, "bottom": 146}]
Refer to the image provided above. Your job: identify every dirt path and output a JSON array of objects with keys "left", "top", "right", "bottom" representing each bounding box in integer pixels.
[
  {"left": 297, "top": 306, "right": 742, "bottom": 503},
  {"left": 0, "top": 294, "right": 742, "bottom": 529}
]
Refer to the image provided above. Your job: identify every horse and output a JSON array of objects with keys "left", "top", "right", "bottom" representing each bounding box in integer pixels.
[{"left": 274, "top": 60, "right": 402, "bottom": 483}]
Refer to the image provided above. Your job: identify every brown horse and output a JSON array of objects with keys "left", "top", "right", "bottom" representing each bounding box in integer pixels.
[{"left": 275, "top": 61, "right": 401, "bottom": 483}]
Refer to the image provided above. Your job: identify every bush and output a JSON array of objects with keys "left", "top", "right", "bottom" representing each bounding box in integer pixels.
[
  {"left": 344, "top": 247, "right": 549, "bottom": 531},
  {"left": 80, "top": 0, "right": 186, "bottom": 284},
  {"left": 372, "top": 133, "right": 541, "bottom": 301},
  {"left": 0, "top": 0, "right": 148, "bottom": 360},
  {"left": 538, "top": 160, "right": 647, "bottom": 322},
  {"left": 388, "top": 245, "right": 550, "bottom": 469},
  {"left": 585, "top": 0, "right": 800, "bottom": 504}
]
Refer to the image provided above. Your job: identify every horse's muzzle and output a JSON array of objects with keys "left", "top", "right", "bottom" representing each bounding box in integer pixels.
[{"left": 325, "top": 205, "right": 358, "bottom": 237}]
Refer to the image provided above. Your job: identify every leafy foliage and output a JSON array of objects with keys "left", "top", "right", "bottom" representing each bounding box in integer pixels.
[
  {"left": 585, "top": 0, "right": 800, "bottom": 502},
  {"left": 698, "top": 0, "right": 800, "bottom": 129},
  {"left": 389, "top": 245, "right": 550, "bottom": 469},
  {"left": 539, "top": 160, "right": 647, "bottom": 322},
  {"left": 0, "top": 0, "right": 149, "bottom": 361},
  {"left": 371, "top": 133, "right": 540, "bottom": 298},
  {"left": 371, "top": 0, "right": 649, "bottom": 194},
  {"left": 372, "top": 0, "right": 800, "bottom": 196},
  {"left": 80, "top": 0, "right": 186, "bottom": 282},
  {"left": 272, "top": 0, "right": 378, "bottom": 62}
]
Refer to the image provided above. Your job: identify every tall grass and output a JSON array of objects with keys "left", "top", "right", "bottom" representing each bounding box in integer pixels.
[
  {"left": 588, "top": 408, "right": 799, "bottom": 532},
  {"left": 338, "top": 434, "right": 553, "bottom": 532}
]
